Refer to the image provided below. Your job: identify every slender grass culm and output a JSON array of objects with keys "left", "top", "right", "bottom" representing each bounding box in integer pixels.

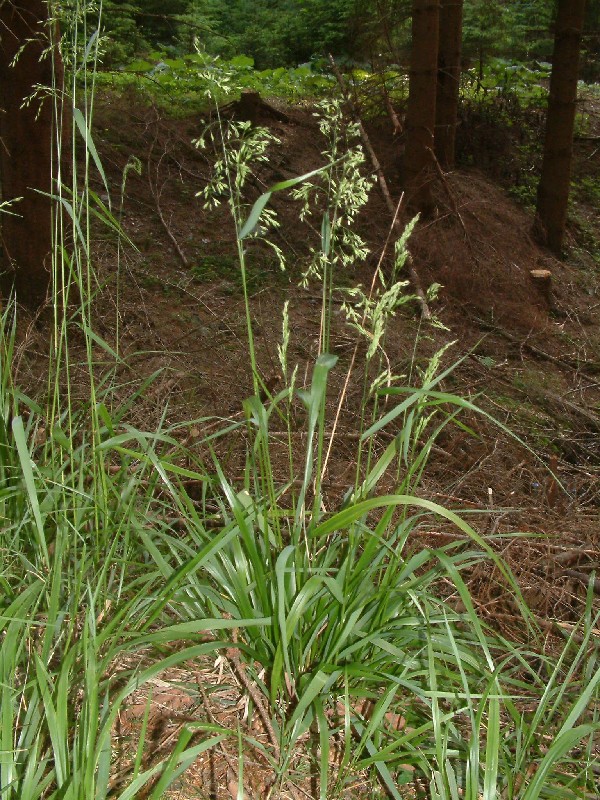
[
  {"left": 0, "top": 4, "right": 598, "bottom": 800},
  {"left": 1, "top": 3, "right": 230, "bottom": 798},
  {"left": 143, "top": 85, "right": 600, "bottom": 798}
]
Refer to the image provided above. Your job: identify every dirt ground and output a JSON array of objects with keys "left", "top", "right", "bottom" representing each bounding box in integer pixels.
[{"left": 12, "top": 87, "right": 600, "bottom": 797}]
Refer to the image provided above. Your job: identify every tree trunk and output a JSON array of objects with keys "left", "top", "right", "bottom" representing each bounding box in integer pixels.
[
  {"left": 435, "top": 0, "right": 463, "bottom": 169},
  {"left": 0, "top": 0, "right": 56, "bottom": 307},
  {"left": 534, "top": 0, "right": 587, "bottom": 255},
  {"left": 404, "top": 0, "right": 440, "bottom": 216}
]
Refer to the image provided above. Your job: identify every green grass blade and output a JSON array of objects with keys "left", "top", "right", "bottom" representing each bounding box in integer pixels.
[
  {"left": 239, "top": 161, "right": 344, "bottom": 239},
  {"left": 483, "top": 690, "right": 500, "bottom": 800},
  {"left": 11, "top": 416, "right": 48, "bottom": 563},
  {"left": 73, "top": 107, "right": 111, "bottom": 201},
  {"left": 520, "top": 725, "right": 596, "bottom": 800}
]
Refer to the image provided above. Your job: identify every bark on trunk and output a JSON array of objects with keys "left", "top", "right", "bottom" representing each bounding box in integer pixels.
[
  {"left": 404, "top": 0, "right": 440, "bottom": 216},
  {"left": 534, "top": 0, "right": 587, "bottom": 255},
  {"left": 434, "top": 0, "right": 463, "bottom": 169},
  {"left": 0, "top": 0, "right": 56, "bottom": 306}
]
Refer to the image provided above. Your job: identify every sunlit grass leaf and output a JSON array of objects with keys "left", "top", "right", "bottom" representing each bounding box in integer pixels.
[
  {"left": 239, "top": 161, "right": 345, "bottom": 239},
  {"left": 74, "top": 107, "right": 111, "bottom": 203},
  {"left": 11, "top": 415, "right": 48, "bottom": 563}
]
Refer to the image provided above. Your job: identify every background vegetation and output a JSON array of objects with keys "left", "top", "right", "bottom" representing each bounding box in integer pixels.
[{"left": 100, "top": 0, "right": 600, "bottom": 75}]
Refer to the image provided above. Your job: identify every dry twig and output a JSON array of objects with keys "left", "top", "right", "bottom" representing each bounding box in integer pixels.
[
  {"left": 381, "top": 83, "right": 403, "bottom": 135},
  {"left": 426, "top": 145, "right": 477, "bottom": 261},
  {"left": 147, "top": 108, "right": 189, "bottom": 267},
  {"left": 225, "top": 633, "right": 280, "bottom": 760}
]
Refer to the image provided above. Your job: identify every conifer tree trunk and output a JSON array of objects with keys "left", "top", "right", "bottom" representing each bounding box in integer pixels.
[
  {"left": 404, "top": 0, "right": 440, "bottom": 215},
  {"left": 434, "top": 0, "right": 463, "bottom": 169},
  {"left": 0, "top": 0, "right": 55, "bottom": 306},
  {"left": 534, "top": 0, "right": 587, "bottom": 255}
]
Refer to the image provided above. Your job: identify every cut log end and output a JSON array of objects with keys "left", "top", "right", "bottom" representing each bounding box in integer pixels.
[{"left": 529, "top": 268, "right": 553, "bottom": 305}]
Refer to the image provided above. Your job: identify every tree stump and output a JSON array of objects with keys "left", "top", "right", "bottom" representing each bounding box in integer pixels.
[
  {"left": 529, "top": 268, "right": 553, "bottom": 306},
  {"left": 231, "top": 90, "right": 290, "bottom": 124}
]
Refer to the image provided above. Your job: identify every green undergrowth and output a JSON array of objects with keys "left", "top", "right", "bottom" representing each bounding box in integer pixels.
[
  {"left": 92, "top": 52, "right": 335, "bottom": 116},
  {"left": 461, "top": 58, "right": 551, "bottom": 108},
  {"left": 3, "top": 297, "right": 600, "bottom": 799}
]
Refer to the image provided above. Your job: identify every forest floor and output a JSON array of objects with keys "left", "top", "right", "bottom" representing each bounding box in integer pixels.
[{"left": 14, "top": 87, "right": 600, "bottom": 797}]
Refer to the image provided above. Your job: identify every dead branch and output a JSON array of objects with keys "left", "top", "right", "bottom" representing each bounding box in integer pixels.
[
  {"left": 536, "top": 387, "right": 600, "bottom": 432},
  {"left": 225, "top": 634, "right": 280, "bottom": 761},
  {"left": 562, "top": 568, "right": 600, "bottom": 594},
  {"left": 553, "top": 547, "right": 597, "bottom": 565},
  {"left": 225, "top": 637, "right": 306, "bottom": 800},
  {"left": 426, "top": 145, "right": 477, "bottom": 261},
  {"left": 381, "top": 83, "right": 403, "bottom": 135},
  {"left": 474, "top": 319, "right": 600, "bottom": 389},
  {"left": 147, "top": 109, "right": 189, "bottom": 268},
  {"left": 153, "top": 194, "right": 189, "bottom": 268}
]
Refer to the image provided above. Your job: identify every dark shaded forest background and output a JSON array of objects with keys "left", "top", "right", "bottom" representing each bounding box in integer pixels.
[{"left": 101, "top": 0, "right": 600, "bottom": 76}]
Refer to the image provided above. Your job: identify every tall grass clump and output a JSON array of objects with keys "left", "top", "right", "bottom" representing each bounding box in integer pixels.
[
  {"left": 145, "top": 91, "right": 600, "bottom": 797},
  {"left": 0, "top": 4, "right": 230, "bottom": 798},
  {"left": 1, "top": 7, "right": 599, "bottom": 800}
]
